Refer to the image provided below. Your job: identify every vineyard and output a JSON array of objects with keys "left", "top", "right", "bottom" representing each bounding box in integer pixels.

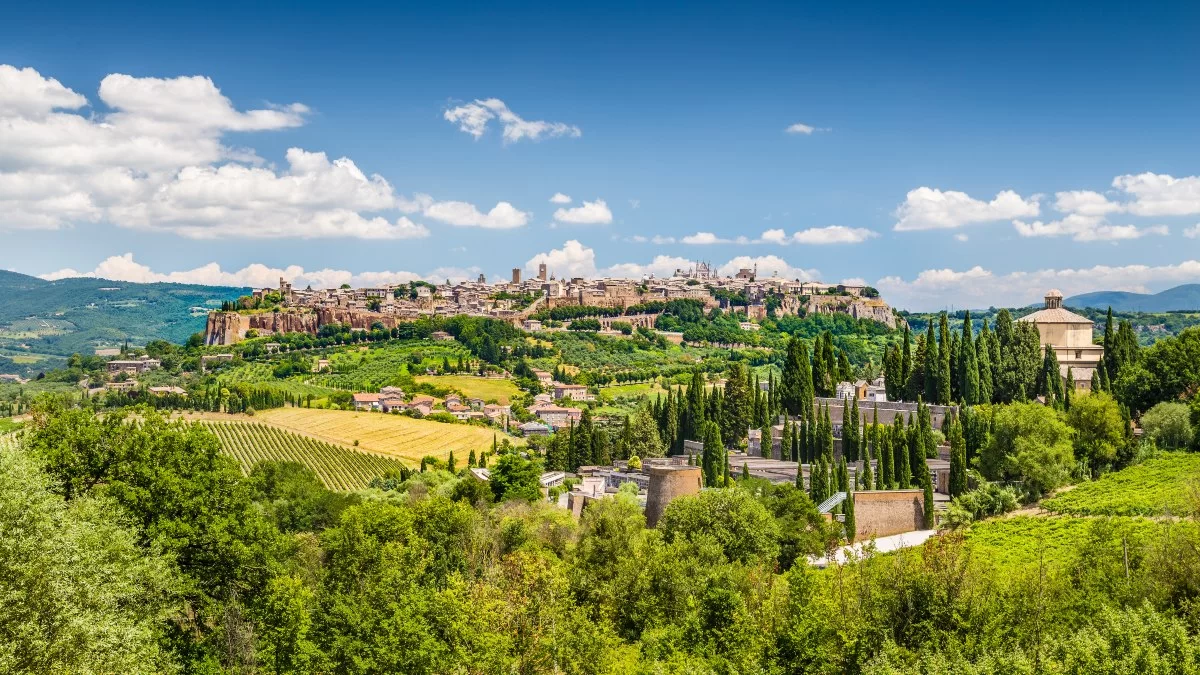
[
  {"left": 963, "top": 515, "right": 1171, "bottom": 572},
  {"left": 258, "top": 407, "right": 519, "bottom": 463},
  {"left": 1042, "top": 452, "right": 1200, "bottom": 516},
  {"left": 308, "top": 343, "right": 472, "bottom": 391},
  {"left": 204, "top": 421, "right": 408, "bottom": 491}
]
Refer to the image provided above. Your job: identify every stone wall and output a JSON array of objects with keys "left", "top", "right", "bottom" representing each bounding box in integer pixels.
[
  {"left": 852, "top": 489, "right": 926, "bottom": 539},
  {"left": 644, "top": 465, "right": 703, "bottom": 527}
]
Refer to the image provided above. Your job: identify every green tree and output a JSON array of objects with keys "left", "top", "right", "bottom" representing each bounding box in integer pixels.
[
  {"left": 1066, "top": 391, "right": 1125, "bottom": 477},
  {"left": 722, "top": 362, "right": 753, "bottom": 449},
  {"left": 0, "top": 444, "right": 181, "bottom": 673},
  {"left": 948, "top": 416, "right": 967, "bottom": 498},
  {"left": 700, "top": 421, "right": 724, "bottom": 487},
  {"left": 658, "top": 489, "right": 781, "bottom": 564},
  {"left": 489, "top": 452, "right": 544, "bottom": 502},
  {"left": 1140, "top": 401, "right": 1193, "bottom": 450},
  {"left": 982, "top": 402, "right": 1074, "bottom": 499}
]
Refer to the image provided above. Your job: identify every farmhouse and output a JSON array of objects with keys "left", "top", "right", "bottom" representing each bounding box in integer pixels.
[
  {"left": 553, "top": 383, "right": 594, "bottom": 402},
  {"left": 107, "top": 356, "right": 161, "bottom": 375},
  {"left": 352, "top": 393, "right": 382, "bottom": 411}
]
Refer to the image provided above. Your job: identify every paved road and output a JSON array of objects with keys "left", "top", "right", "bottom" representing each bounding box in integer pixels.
[{"left": 810, "top": 529, "right": 938, "bottom": 567}]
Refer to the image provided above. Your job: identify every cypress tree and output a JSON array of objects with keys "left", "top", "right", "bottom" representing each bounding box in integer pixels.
[
  {"left": 938, "top": 313, "right": 952, "bottom": 405},
  {"left": 923, "top": 475, "right": 935, "bottom": 529},
  {"left": 948, "top": 415, "right": 966, "bottom": 498},
  {"left": 907, "top": 332, "right": 927, "bottom": 402},
  {"left": 782, "top": 416, "right": 793, "bottom": 463},
  {"left": 847, "top": 396, "right": 861, "bottom": 462},
  {"left": 701, "top": 420, "right": 723, "bottom": 486},
  {"left": 838, "top": 456, "right": 849, "bottom": 493},
  {"left": 901, "top": 325, "right": 912, "bottom": 395},
  {"left": 1102, "top": 306, "right": 1116, "bottom": 382},
  {"left": 880, "top": 423, "right": 894, "bottom": 489},
  {"left": 1091, "top": 368, "right": 1102, "bottom": 392},
  {"left": 925, "top": 321, "right": 939, "bottom": 403},
  {"left": 760, "top": 420, "right": 773, "bottom": 458},
  {"left": 447, "top": 451, "right": 456, "bottom": 474},
  {"left": 844, "top": 490, "right": 856, "bottom": 542},
  {"left": 468, "top": 448, "right": 477, "bottom": 468},
  {"left": 1064, "top": 367, "right": 1074, "bottom": 410},
  {"left": 884, "top": 345, "right": 902, "bottom": 402},
  {"left": 977, "top": 319, "right": 994, "bottom": 403},
  {"left": 664, "top": 391, "right": 680, "bottom": 453},
  {"left": 960, "top": 310, "right": 980, "bottom": 404},
  {"left": 723, "top": 452, "right": 731, "bottom": 487},
  {"left": 894, "top": 419, "right": 910, "bottom": 489}
]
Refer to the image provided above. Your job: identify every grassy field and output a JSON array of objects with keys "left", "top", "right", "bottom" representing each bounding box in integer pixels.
[
  {"left": 963, "top": 515, "right": 1168, "bottom": 571},
  {"left": 0, "top": 418, "right": 22, "bottom": 435},
  {"left": 204, "top": 420, "right": 407, "bottom": 490},
  {"left": 413, "top": 374, "right": 519, "bottom": 404},
  {"left": 1042, "top": 453, "right": 1200, "bottom": 517},
  {"left": 258, "top": 407, "right": 519, "bottom": 464}
]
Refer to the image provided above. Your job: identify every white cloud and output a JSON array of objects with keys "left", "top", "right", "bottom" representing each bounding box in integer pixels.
[
  {"left": 651, "top": 235, "right": 676, "bottom": 245},
  {"left": 954, "top": 233, "right": 969, "bottom": 242},
  {"left": 553, "top": 198, "right": 612, "bottom": 225},
  {"left": 1012, "top": 215, "right": 1167, "bottom": 242},
  {"left": 34, "top": 253, "right": 476, "bottom": 289},
  {"left": 679, "top": 232, "right": 751, "bottom": 245},
  {"left": 1112, "top": 173, "right": 1200, "bottom": 216},
  {"left": 549, "top": 192, "right": 572, "bottom": 204},
  {"left": 443, "top": 98, "right": 581, "bottom": 143},
  {"left": 893, "top": 187, "right": 1040, "bottom": 231},
  {"left": 400, "top": 193, "right": 529, "bottom": 229},
  {"left": 785, "top": 122, "right": 828, "bottom": 135},
  {"left": 604, "top": 255, "right": 694, "bottom": 279},
  {"left": 1185, "top": 224, "right": 1200, "bottom": 239},
  {"left": 760, "top": 225, "right": 877, "bottom": 245},
  {"left": 1054, "top": 190, "right": 1122, "bottom": 217},
  {"left": 876, "top": 260, "right": 1200, "bottom": 311},
  {"left": 524, "top": 240, "right": 598, "bottom": 278},
  {"left": 717, "top": 255, "right": 817, "bottom": 280},
  {"left": 0, "top": 64, "right": 494, "bottom": 240}
]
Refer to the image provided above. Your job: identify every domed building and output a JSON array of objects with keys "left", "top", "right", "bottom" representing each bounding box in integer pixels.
[{"left": 1017, "top": 289, "right": 1104, "bottom": 390}]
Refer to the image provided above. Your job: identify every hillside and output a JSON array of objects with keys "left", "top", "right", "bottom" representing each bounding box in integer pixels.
[
  {"left": 1067, "top": 284, "right": 1200, "bottom": 312},
  {"left": 0, "top": 270, "right": 246, "bottom": 360}
]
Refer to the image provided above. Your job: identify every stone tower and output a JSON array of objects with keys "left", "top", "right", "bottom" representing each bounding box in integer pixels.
[{"left": 645, "top": 465, "right": 703, "bottom": 526}]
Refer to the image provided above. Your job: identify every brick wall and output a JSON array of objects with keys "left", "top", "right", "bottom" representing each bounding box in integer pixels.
[{"left": 853, "top": 490, "right": 926, "bottom": 538}]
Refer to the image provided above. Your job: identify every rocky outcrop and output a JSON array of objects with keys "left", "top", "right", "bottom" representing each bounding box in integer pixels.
[{"left": 204, "top": 309, "right": 409, "bottom": 345}]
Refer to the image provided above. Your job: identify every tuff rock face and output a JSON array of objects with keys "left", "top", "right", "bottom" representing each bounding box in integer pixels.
[{"left": 204, "top": 310, "right": 405, "bottom": 345}]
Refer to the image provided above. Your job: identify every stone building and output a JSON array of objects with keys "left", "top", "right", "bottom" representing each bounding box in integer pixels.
[{"left": 1017, "top": 289, "right": 1104, "bottom": 390}]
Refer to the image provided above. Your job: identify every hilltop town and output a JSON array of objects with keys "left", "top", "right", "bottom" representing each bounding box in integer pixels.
[{"left": 204, "top": 261, "right": 898, "bottom": 345}]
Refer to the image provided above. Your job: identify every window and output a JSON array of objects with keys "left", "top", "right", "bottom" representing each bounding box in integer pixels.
[{"left": 1075, "top": 350, "right": 1082, "bottom": 359}]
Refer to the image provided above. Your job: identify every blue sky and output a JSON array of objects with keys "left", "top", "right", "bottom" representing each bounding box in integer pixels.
[{"left": 2, "top": 1, "right": 1200, "bottom": 309}]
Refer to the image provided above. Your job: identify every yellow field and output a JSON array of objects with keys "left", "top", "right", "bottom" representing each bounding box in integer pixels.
[
  {"left": 413, "top": 375, "right": 520, "bottom": 404},
  {"left": 258, "top": 407, "right": 521, "bottom": 464}
]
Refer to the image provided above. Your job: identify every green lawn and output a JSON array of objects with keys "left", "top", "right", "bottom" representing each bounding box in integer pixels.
[
  {"left": 413, "top": 374, "right": 519, "bottom": 404},
  {"left": 1042, "top": 453, "right": 1200, "bottom": 517}
]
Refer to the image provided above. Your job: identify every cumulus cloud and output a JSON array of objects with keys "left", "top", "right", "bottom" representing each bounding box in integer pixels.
[
  {"left": 876, "top": 260, "right": 1200, "bottom": 311},
  {"left": 717, "top": 255, "right": 817, "bottom": 280},
  {"left": 394, "top": 193, "right": 527, "bottom": 229},
  {"left": 1013, "top": 215, "right": 1167, "bottom": 242},
  {"left": 1185, "top": 224, "right": 1200, "bottom": 239},
  {"left": 893, "top": 187, "right": 1040, "bottom": 231},
  {"left": 549, "top": 192, "right": 572, "bottom": 204},
  {"left": 0, "top": 64, "right": 513, "bottom": 240},
  {"left": 760, "top": 225, "right": 877, "bottom": 245},
  {"left": 785, "top": 122, "right": 828, "bottom": 135},
  {"left": 443, "top": 98, "right": 581, "bottom": 143},
  {"left": 553, "top": 199, "right": 613, "bottom": 225},
  {"left": 1112, "top": 173, "right": 1200, "bottom": 216},
  {"left": 604, "top": 255, "right": 695, "bottom": 279},
  {"left": 34, "top": 253, "right": 482, "bottom": 289},
  {"left": 524, "top": 240, "right": 598, "bottom": 278},
  {"left": 679, "top": 232, "right": 750, "bottom": 245}
]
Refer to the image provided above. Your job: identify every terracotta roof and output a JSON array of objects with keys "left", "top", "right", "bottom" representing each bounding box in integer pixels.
[{"left": 1017, "top": 307, "right": 1093, "bottom": 325}]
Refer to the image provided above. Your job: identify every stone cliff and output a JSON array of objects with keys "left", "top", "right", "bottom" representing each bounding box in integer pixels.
[{"left": 204, "top": 309, "right": 408, "bottom": 346}]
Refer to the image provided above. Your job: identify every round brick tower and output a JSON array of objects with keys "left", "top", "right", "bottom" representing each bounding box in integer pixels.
[{"left": 645, "top": 465, "right": 703, "bottom": 527}]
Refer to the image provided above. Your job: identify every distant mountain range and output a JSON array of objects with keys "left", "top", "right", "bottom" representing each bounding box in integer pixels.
[
  {"left": 0, "top": 270, "right": 246, "bottom": 362},
  {"left": 1066, "top": 284, "right": 1200, "bottom": 312}
]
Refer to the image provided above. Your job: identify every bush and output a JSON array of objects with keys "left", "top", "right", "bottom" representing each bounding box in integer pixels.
[{"left": 1141, "top": 401, "right": 1193, "bottom": 450}]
